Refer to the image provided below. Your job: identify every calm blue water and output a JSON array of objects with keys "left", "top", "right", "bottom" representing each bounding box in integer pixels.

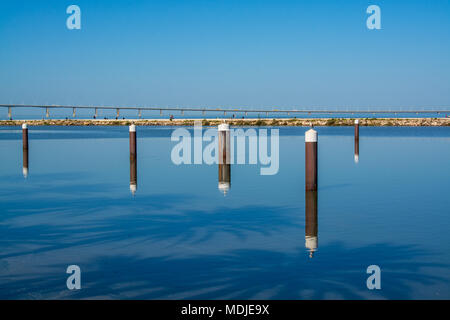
[{"left": 0, "top": 126, "right": 449, "bottom": 299}]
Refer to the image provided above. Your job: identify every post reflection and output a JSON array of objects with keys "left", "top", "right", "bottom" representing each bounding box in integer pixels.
[
  {"left": 23, "top": 147, "right": 29, "bottom": 178},
  {"left": 354, "top": 136, "right": 359, "bottom": 163},
  {"left": 130, "top": 154, "right": 137, "bottom": 195},
  {"left": 218, "top": 164, "right": 231, "bottom": 195},
  {"left": 305, "top": 191, "right": 318, "bottom": 258}
]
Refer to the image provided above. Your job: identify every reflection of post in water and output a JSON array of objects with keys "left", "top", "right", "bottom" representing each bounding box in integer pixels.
[
  {"left": 218, "top": 123, "right": 231, "bottom": 195},
  {"left": 22, "top": 123, "right": 29, "bottom": 178},
  {"left": 129, "top": 125, "right": 137, "bottom": 195},
  {"left": 218, "top": 164, "right": 231, "bottom": 195},
  {"left": 305, "top": 191, "right": 318, "bottom": 258},
  {"left": 354, "top": 119, "right": 359, "bottom": 163}
]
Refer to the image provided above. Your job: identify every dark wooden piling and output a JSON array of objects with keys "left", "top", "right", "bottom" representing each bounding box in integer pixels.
[
  {"left": 354, "top": 119, "right": 359, "bottom": 163},
  {"left": 305, "top": 129, "right": 318, "bottom": 191},
  {"left": 22, "top": 124, "right": 29, "bottom": 178},
  {"left": 129, "top": 125, "right": 137, "bottom": 194},
  {"left": 218, "top": 123, "right": 231, "bottom": 195},
  {"left": 218, "top": 123, "right": 230, "bottom": 165}
]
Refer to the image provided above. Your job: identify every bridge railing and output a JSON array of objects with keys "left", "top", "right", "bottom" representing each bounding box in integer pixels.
[{"left": 1, "top": 104, "right": 449, "bottom": 120}]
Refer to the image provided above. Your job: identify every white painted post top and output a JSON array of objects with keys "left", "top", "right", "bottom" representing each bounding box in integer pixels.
[
  {"left": 129, "top": 124, "right": 136, "bottom": 132},
  {"left": 218, "top": 123, "right": 230, "bottom": 132},
  {"left": 355, "top": 119, "right": 359, "bottom": 125},
  {"left": 305, "top": 129, "right": 317, "bottom": 142},
  {"left": 22, "top": 123, "right": 27, "bottom": 129}
]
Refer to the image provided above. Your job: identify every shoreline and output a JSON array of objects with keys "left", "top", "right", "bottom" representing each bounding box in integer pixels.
[{"left": 0, "top": 118, "right": 449, "bottom": 127}]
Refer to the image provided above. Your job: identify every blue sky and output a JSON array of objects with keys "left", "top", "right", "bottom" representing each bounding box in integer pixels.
[{"left": 0, "top": 0, "right": 449, "bottom": 109}]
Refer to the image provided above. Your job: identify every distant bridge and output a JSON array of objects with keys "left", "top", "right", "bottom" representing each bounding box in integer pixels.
[{"left": 1, "top": 104, "right": 449, "bottom": 119}]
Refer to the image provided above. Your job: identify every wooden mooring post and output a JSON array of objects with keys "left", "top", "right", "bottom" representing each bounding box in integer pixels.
[
  {"left": 129, "top": 125, "right": 137, "bottom": 195},
  {"left": 305, "top": 129, "right": 318, "bottom": 191}
]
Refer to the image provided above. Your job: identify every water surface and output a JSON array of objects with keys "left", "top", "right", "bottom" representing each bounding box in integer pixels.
[{"left": 0, "top": 126, "right": 449, "bottom": 299}]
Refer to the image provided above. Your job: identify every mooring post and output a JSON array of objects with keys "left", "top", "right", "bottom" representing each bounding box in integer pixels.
[
  {"left": 354, "top": 119, "right": 359, "bottom": 163},
  {"left": 46, "top": 107, "right": 49, "bottom": 118},
  {"left": 72, "top": 108, "right": 76, "bottom": 118},
  {"left": 8, "top": 107, "right": 12, "bottom": 120},
  {"left": 22, "top": 123, "right": 29, "bottom": 178},
  {"left": 218, "top": 123, "right": 230, "bottom": 165},
  {"left": 129, "top": 125, "right": 137, "bottom": 195},
  {"left": 305, "top": 191, "right": 318, "bottom": 258},
  {"left": 305, "top": 128, "right": 318, "bottom": 191},
  {"left": 218, "top": 123, "right": 231, "bottom": 195}
]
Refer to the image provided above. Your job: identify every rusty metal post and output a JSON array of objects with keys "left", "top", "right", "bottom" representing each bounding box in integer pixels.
[
  {"left": 22, "top": 123, "right": 29, "bottom": 178},
  {"left": 305, "top": 191, "right": 318, "bottom": 258},
  {"left": 129, "top": 125, "right": 137, "bottom": 195},
  {"left": 354, "top": 119, "right": 359, "bottom": 163},
  {"left": 305, "top": 129, "right": 318, "bottom": 191},
  {"left": 218, "top": 123, "right": 231, "bottom": 195}
]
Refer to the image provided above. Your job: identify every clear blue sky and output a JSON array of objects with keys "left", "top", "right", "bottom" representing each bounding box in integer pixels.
[{"left": 0, "top": 0, "right": 449, "bottom": 109}]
